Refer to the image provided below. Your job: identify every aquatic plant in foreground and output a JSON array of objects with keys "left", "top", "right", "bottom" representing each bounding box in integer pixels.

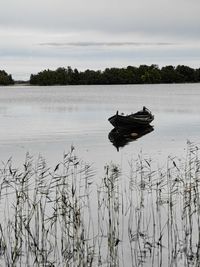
[{"left": 0, "top": 142, "right": 200, "bottom": 266}]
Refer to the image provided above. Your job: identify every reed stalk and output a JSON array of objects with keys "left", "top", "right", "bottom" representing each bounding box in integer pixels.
[{"left": 0, "top": 143, "right": 199, "bottom": 266}]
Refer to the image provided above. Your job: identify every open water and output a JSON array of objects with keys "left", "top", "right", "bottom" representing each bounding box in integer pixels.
[
  {"left": 0, "top": 83, "right": 200, "bottom": 172},
  {"left": 1, "top": 83, "right": 200, "bottom": 266}
]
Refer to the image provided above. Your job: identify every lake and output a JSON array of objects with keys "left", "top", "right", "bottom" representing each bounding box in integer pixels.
[
  {"left": 0, "top": 83, "right": 200, "bottom": 266},
  {"left": 0, "top": 83, "right": 200, "bottom": 171}
]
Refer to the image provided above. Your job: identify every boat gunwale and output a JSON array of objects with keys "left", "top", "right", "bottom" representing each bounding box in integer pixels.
[{"left": 108, "top": 108, "right": 154, "bottom": 128}]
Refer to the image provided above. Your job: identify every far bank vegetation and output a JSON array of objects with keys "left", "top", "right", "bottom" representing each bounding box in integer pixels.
[
  {"left": 30, "top": 65, "right": 200, "bottom": 85},
  {"left": 1, "top": 65, "right": 200, "bottom": 86},
  {"left": 0, "top": 70, "right": 14, "bottom": 85}
]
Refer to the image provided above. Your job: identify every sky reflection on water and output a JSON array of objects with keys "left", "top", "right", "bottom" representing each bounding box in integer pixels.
[{"left": 0, "top": 84, "right": 200, "bottom": 173}]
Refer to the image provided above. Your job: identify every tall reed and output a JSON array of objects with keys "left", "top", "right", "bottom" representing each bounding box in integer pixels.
[{"left": 0, "top": 142, "right": 199, "bottom": 266}]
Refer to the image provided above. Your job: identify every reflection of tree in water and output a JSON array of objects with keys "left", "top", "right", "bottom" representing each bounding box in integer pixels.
[{"left": 108, "top": 125, "right": 154, "bottom": 151}]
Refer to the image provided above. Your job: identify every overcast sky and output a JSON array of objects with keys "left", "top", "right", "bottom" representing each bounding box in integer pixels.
[{"left": 1, "top": 0, "right": 200, "bottom": 79}]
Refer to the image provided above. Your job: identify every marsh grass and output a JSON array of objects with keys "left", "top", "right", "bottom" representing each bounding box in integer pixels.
[{"left": 0, "top": 142, "right": 200, "bottom": 266}]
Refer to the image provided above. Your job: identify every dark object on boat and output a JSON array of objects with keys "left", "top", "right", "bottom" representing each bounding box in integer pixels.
[
  {"left": 108, "top": 107, "right": 154, "bottom": 129},
  {"left": 108, "top": 125, "right": 154, "bottom": 151}
]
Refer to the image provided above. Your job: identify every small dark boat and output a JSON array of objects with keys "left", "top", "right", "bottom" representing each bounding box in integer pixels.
[{"left": 108, "top": 107, "right": 154, "bottom": 129}]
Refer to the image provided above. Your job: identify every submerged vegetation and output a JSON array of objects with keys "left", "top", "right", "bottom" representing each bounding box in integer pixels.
[
  {"left": 29, "top": 65, "right": 200, "bottom": 85},
  {"left": 0, "top": 142, "right": 200, "bottom": 266},
  {"left": 0, "top": 70, "right": 14, "bottom": 85}
]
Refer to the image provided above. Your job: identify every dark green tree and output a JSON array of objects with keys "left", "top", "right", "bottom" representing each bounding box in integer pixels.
[
  {"left": 29, "top": 65, "right": 200, "bottom": 85},
  {"left": 194, "top": 68, "right": 200, "bottom": 82},
  {"left": 160, "top": 65, "right": 177, "bottom": 83},
  {"left": 0, "top": 70, "right": 14, "bottom": 85},
  {"left": 140, "top": 65, "right": 161, "bottom": 84},
  {"left": 175, "top": 65, "right": 195, "bottom": 82}
]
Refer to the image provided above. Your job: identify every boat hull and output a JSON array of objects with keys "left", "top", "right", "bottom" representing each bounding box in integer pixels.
[{"left": 108, "top": 113, "right": 154, "bottom": 129}]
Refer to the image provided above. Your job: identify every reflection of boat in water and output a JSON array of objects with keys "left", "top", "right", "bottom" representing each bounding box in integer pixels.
[
  {"left": 108, "top": 107, "right": 154, "bottom": 129},
  {"left": 108, "top": 125, "right": 154, "bottom": 151}
]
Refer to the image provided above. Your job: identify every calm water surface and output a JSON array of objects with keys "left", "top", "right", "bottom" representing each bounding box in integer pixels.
[
  {"left": 1, "top": 84, "right": 200, "bottom": 266},
  {"left": 0, "top": 84, "right": 200, "bottom": 172}
]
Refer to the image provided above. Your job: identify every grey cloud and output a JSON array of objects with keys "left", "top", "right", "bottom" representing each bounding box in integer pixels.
[{"left": 39, "top": 42, "right": 175, "bottom": 48}]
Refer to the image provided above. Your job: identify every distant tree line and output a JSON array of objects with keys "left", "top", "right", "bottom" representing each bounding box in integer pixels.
[
  {"left": 0, "top": 70, "right": 14, "bottom": 85},
  {"left": 1, "top": 65, "right": 200, "bottom": 86},
  {"left": 29, "top": 65, "right": 200, "bottom": 85}
]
